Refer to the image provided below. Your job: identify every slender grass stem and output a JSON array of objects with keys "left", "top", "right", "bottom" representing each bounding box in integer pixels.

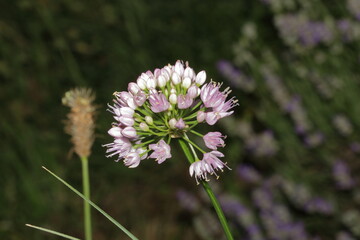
[
  {"left": 42, "top": 166, "right": 139, "bottom": 240},
  {"left": 26, "top": 224, "right": 81, "bottom": 240},
  {"left": 177, "top": 140, "right": 234, "bottom": 240},
  {"left": 80, "top": 156, "right": 92, "bottom": 240}
]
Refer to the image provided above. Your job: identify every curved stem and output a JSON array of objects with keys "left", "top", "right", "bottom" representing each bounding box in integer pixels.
[
  {"left": 80, "top": 156, "right": 92, "bottom": 240},
  {"left": 177, "top": 140, "right": 234, "bottom": 240}
]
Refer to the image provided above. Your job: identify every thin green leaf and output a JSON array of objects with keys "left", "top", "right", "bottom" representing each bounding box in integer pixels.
[
  {"left": 42, "top": 166, "right": 139, "bottom": 240},
  {"left": 26, "top": 224, "right": 81, "bottom": 240}
]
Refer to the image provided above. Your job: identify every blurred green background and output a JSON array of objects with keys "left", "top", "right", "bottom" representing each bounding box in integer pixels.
[{"left": 1, "top": 0, "right": 360, "bottom": 239}]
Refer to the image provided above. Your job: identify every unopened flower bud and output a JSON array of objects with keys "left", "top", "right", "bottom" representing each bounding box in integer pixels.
[
  {"left": 120, "top": 107, "right": 134, "bottom": 117},
  {"left": 169, "top": 93, "right": 178, "bottom": 104},
  {"left": 169, "top": 118, "right": 177, "bottom": 129},
  {"left": 182, "top": 77, "right": 192, "bottom": 89},
  {"left": 184, "top": 67, "right": 195, "bottom": 79},
  {"left": 108, "top": 127, "right": 122, "bottom": 138},
  {"left": 171, "top": 72, "right": 181, "bottom": 85},
  {"left": 174, "top": 60, "right": 184, "bottom": 76},
  {"left": 137, "top": 77, "right": 147, "bottom": 90},
  {"left": 122, "top": 127, "right": 137, "bottom": 138},
  {"left": 195, "top": 70, "right": 206, "bottom": 85},
  {"left": 145, "top": 116, "right": 153, "bottom": 125},
  {"left": 126, "top": 97, "right": 136, "bottom": 109},
  {"left": 170, "top": 88, "right": 177, "bottom": 94},
  {"left": 197, "top": 111, "right": 206, "bottom": 122},
  {"left": 119, "top": 116, "right": 135, "bottom": 126},
  {"left": 146, "top": 78, "right": 157, "bottom": 89},
  {"left": 157, "top": 75, "right": 167, "bottom": 88},
  {"left": 139, "top": 122, "right": 149, "bottom": 131},
  {"left": 187, "top": 85, "right": 199, "bottom": 98},
  {"left": 128, "top": 82, "right": 140, "bottom": 95}
]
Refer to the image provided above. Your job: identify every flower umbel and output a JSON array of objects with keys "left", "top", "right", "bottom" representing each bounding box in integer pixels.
[{"left": 105, "top": 60, "right": 237, "bottom": 182}]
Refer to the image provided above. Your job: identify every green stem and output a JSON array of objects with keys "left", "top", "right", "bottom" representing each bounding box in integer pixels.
[
  {"left": 80, "top": 156, "right": 92, "bottom": 240},
  {"left": 177, "top": 140, "right": 233, "bottom": 240},
  {"left": 200, "top": 181, "right": 234, "bottom": 240},
  {"left": 182, "top": 136, "right": 206, "bottom": 154}
]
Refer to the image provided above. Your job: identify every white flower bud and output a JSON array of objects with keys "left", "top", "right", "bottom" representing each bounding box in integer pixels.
[
  {"left": 145, "top": 116, "right": 153, "bottom": 125},
  {"left": 108, "top": 127, "right": 122, "bottom": 138},
  {"left": 146, "top": 78, "right": 157, "bottom": 89},
  {"left": 120, "top": 107, "right": 135, "bottom": 117},
  {"left": 161, "top": 66, "right": 171, "bottom": 80},
  {"left": 126, "top": 97, "right": 136, "bottom": 109},
  {"left": 169, "top": 93, "right": 177, "bottom": 104},
  {"left": 122, "top": 127, "right": 137, "bottom": 138},
  {"left": 137, "top": 77, "right": 147, "bottom": 90},
  {"left": 170, "top": 88, "right": 177, "bottom": 94},
  {"left": 119, "top": 116, "right": 135, "bottom": 126},
  {"left": 184, "top": 67, "right": 195, "bottom": 79},
  {"left": 182, "top": 77, "right": 192, "bottom": 89},
  {"left": 139, "top": 122, "right": 149, "bottom": 131},
  {"left": 128, "top": 82, "right": 140, "bottom": 95},
  {"left": 157, "top": 75, "right": 167, "bottom": 88},
  {"left": 171, "top": 72, "right": 181, "bottom": 85},
  {"left": 169, "top": 118, "right": 177, "bottom": 129},
  {"left": 195, "top": 70, "right": 206, "bottom": 85},
  {"left": 174, "top": 60, "right": 184, "bottom": 76},
  {"left": 187, "top": 85, "right": 199, "bottom": 98}
]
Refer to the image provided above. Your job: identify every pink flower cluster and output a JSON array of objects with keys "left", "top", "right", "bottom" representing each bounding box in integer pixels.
[{"left": 105, "top": 60, "right": 237, "bottom": 182}]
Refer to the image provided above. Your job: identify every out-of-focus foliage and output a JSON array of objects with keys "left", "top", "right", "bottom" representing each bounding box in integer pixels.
[
  {"left": 177, "top": 0, "right": 360, "bottom": 239},
  {"left": 1, "top": 0, "right": 360, "bottom": 239}
]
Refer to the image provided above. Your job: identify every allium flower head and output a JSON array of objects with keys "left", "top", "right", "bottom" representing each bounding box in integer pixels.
[{"left": 105, "top": 60, "right": 237, "bottom": 182}]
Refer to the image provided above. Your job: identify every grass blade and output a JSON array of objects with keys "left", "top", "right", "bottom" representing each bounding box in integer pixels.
[
  {"left": 26, "top": 224, "right": 81, "bottom": 240},
  {"left": 42, "top": 166, "right": 139, "bottom": 240}
]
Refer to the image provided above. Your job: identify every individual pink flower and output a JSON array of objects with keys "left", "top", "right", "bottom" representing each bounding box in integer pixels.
[
  {"left": 177, "top": 94, "right": 193, "bottom": 109},
  {"left": 205, "top": 97, "right": 237, "bottom": 125},
  {"left": 149, "top": 92, "right": 170, "bottom": 113},
  {"left": 202, "top": 151, "right": 230, "bottom": 177},
  {"left": 149, "top": 139, "right": 172, "bottom": 164},
  {"left": 200, "top": 82, "right": 226, "bottom": 108},
  {"left": 104, "top": 137, "right": 132, "bottom": 159},
  {"left": 189, "top": 160, "right": 210, "bottom": 184},
  {"left": 123, "top": 150, "right": 141, "bottom": 168},
  {"left": 203, "top": 132, "right": 226, "bottom": 150}
]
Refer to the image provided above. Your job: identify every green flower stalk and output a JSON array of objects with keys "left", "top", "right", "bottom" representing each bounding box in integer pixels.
[
  {"left": 104, "top": 60, "right": 237, "bottom": 239},
  {"left": 63, "top": 88, "right": 96, "bottom": 240}
]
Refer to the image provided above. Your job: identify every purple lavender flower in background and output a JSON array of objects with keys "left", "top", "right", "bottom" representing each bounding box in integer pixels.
[
  {"left": 245, "top": 130, "right": 279, "bottom": 157},
  {"left": 350, "top": 141, "right": 360, "bottom": 153},
  {"left": 217, "top": 60, "right": 256, "bottom": 92},
  {"left": 332, "top": 160, "right": 355, "bottom": 190},
  {"left": 176, "top": 189, "right": 200, "bottom": 213},
  {"left": 237, "top": 164, "right": 263, "bottom": 184}
]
